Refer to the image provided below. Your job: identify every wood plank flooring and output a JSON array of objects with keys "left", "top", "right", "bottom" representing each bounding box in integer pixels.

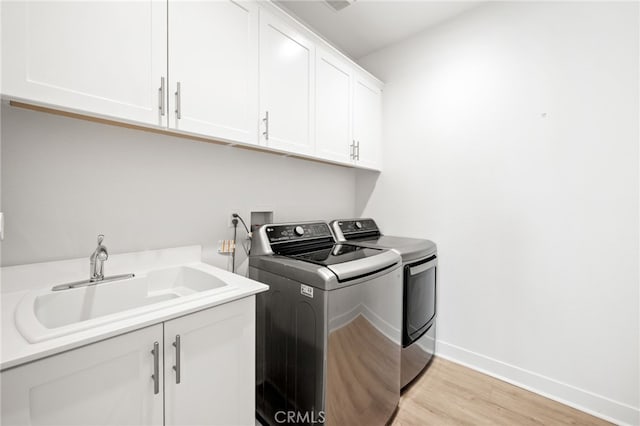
[{"left": 392, "top": 357, "right": 611, "bottom": 426}]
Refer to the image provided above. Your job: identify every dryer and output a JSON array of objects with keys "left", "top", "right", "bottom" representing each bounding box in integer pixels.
[{"left": 330, "top": 218, "right": 437, "bottom": 389}]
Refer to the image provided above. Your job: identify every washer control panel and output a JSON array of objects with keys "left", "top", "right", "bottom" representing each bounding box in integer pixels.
[{"left": 266, "top": 222, "right": 333, "bottom": 244}]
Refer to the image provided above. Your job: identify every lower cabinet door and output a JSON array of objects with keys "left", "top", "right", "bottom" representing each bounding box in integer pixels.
[
  {"left": 164, "top": 297, "right": 255, "bottom": 426},
  {"left": 0, "top": 325, "right": 164, "bottom": 426}
]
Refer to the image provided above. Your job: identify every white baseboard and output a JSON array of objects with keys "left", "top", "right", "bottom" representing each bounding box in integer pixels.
[{"left": 436, "top": 339, "right": 640, "bottom": 426}]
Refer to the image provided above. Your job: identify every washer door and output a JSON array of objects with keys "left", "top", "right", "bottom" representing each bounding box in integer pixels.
[{"left": 403, "top": 256, "right": 437, "bottom": 346}]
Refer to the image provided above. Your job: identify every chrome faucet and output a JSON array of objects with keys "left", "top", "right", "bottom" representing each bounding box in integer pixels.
[
  {"left": 50, "top": 234, "right": 134, "bottom": 291},
  {"left": 90, "top": 234, "right": 108, "bottom": 282}
]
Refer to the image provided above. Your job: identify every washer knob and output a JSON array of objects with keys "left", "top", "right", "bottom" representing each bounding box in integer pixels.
[
  {"left": 294, "top": 226, "right": 305, "bottom": 236},
  {"left": 355, "top": 221, "right": 363, "bottom": 230}
]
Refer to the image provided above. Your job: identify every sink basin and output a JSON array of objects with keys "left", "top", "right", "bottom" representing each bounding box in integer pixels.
[{"left": 15, "top": 265, "right": 231, "bottom": 343}]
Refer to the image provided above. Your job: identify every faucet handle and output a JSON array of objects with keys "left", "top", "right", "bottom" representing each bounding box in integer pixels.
[{"left": 97, "top": 234, "right": 104, "bottom": 245}]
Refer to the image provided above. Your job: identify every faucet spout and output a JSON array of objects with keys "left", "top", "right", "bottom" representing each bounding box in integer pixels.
[{"left": 90, "top": 234, "right": 109, "bottom": 282}]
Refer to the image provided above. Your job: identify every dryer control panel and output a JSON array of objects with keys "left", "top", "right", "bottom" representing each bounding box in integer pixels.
[{"left": 336, "top": 219, "right": 380, "bottom": 240}]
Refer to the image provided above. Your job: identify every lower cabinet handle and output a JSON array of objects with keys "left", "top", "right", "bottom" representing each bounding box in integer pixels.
[
  {"left": 356, "top": 141, "right": 361, "bottom": 160},
  {"left": 151, "top": 341, "right": 159, "bottom": 395},
  {"left": 173, "top": 334, "right": 181, "bottom": 384},
  {"left": 350, "top": 140, "right": 355, "bottom": 160}
]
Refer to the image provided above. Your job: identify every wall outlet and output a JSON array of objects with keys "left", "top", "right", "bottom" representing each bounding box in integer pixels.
[{"left": 228, "top": 211, "right": 240, "bottom": 228}]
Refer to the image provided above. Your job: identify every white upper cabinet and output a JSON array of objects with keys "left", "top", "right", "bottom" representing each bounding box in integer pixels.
[
  {"left": 1, "top": 1, "right": 167, "bottom": 127},
  {"left": 163, "top": 297, "right": 255, "bottom": 426},
  {"left": 315, "top": 49, "right": 353, "bottom": 164},
  {"left": 1, "top": 325, "right": 164, "bottom": 426},
  {"left": 259, "top": 10, "right": 315, "bottom": 155},
  {"left": 168, "top": 0, "right": 259, "bottom": 144},
  {"left": 353, "top": 74, "right": 383, "bottom": 170},
  {"left": 1, "top": 1, "right": 383, "bottom": 170}
]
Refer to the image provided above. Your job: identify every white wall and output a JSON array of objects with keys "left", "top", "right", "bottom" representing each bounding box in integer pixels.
[
  {"left": 357, "top": 2, "right": 639, "bottom": 424},
  {"left": 0, "top": 104, "right": 357, "bottom": 271}
]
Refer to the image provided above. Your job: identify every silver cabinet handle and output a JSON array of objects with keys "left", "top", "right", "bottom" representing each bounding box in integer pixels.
[
  {"left": 175, "top": 82, "right": 182, "bottom": 120},
  {"left": 172, "top": 334, "right": 181, "bottom": 384},
  {"left": 158, "top": 77, "right": 165, "bottom": 116},
  {"left": 356, "top": 141, "right": 361, "bottom": 161},
  {"left": 262, "top": 111, "right": 269, "bottom": 141},
  {"left": 350, "top": 140, "right": 355, "bottom": 160},
  {"left": 151, "top": 341, "right": 159, "bottom": 395}
]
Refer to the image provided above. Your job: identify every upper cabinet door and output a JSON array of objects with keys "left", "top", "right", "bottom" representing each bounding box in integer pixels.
[
  {"left": 1, "top": 325, "right": 164, "bottom": 426},
  {"left": 1, "top": 1, "right": 167, "bottom": 127},
  {"left": 164, "top": 297, "right": 255, "bottom": 426},
  {"left": 353, "top": 75, "right": 383, "bottom": 170},
  {"left": 259, "top": 10, "right": 315, "bottom": 155},
  {"left": 315, "top": 49, "right": 353, "bottom": 164},
  {"left": 168, "top": 0, "right": 259, "bottom": 144}
]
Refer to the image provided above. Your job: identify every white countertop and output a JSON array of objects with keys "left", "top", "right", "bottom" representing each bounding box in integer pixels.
[{"left": 0, "top": 246, "right": 268, "bottom": 371}]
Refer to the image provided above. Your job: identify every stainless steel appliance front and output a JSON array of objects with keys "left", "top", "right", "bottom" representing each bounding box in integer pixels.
[
  {"left": 326, "top": 267, "right": 401, "bottom": 425},
  {"left": 251, "top": 222, "right": 402, "bottom": 425},
  {"left": 401, "top": 255, "right": 437, "bottom": 388},
  {"left": 330, "top": 218, "right": 438, "bottom": 389},
  {"left": 253, "top": 266, "right": 402, "bottom": 425}
]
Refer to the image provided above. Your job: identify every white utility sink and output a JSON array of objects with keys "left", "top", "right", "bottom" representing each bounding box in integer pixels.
[{"left": 15, "top": 265, "right": 231, "bottom": 343}]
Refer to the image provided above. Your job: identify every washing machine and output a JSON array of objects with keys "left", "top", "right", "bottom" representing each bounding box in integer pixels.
[
  {"left": 330, "top": 218, "right": 437, "bottom": 389},
  {"left": 250, "top": 221, "right": 403, "bottom": 425}
]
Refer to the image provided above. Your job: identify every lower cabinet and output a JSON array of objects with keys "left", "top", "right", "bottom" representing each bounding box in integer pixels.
[
  {"left": 164, "top": 298, "right": 255, "bottom": 426},
  {"left": 1, "top": 297, "right": 255, "bottom": 426},
  {"left": 1, "top": 324, "right": 164, "bottom": 426}
]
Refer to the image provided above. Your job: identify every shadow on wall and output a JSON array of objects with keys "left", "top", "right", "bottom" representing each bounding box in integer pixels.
[
  {"left": 355, "top": 169, "right": 380, "bottom": 216},
  {"left": 0, "top": 104, "right": 359, "bottom": 268}
]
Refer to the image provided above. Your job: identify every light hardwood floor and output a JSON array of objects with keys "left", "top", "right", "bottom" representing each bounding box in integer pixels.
[{"left": 392, "top": 357, "right": 611, "bottom": 426}]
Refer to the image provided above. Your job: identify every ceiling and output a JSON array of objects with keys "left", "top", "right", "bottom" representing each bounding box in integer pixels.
[{"left": 275, "top": 0, "right": 483, "bottom": 59}]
